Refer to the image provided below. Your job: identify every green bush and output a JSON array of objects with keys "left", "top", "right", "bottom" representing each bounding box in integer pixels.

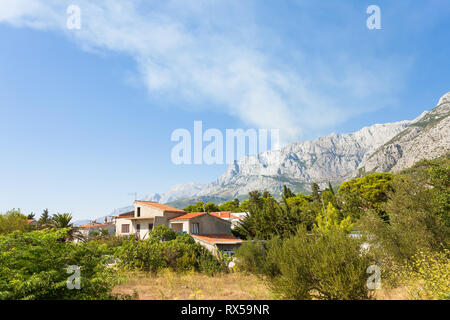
[
  {"left": 0, "top": 229, "right": 119, "bottom": 300},
  {"left": 360, "top": 174, "right": 449, "bottom": 264},
  {"left": 114, "top": 226, "right": 224, "bottom": 275},
  {"left": 0, "top": 209, "right": 29, "bottom": 235},
  {"left": 264, "top": 227, "right": 373, "bottom": 300},
  {"left": 234, "top": 240, "right": 275, "bottom": 276}
]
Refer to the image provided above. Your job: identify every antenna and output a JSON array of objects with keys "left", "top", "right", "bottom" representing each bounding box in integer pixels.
[{"left": 128, "top": 192, "right": 138, "bottom": 201}]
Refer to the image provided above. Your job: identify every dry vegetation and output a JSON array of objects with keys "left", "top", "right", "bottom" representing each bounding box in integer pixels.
[
  {"left": 113, "top": 271, "right": 273, "bottom": 300},
  {"left": 114, "top": 271, "right": 417, "bottom": 300}
]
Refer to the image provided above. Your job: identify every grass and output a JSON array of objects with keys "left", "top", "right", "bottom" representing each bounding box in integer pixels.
[
  {"left": 113, "top": 270, "right": 421, "bottom": 300},
  {"left": 113, "top": 270, "right": 273, "bottom": 300}
]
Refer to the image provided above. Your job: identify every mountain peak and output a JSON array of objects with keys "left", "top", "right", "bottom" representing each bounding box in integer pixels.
[{"left": 438, "top": 92, "right": 450, "bottom": 106}]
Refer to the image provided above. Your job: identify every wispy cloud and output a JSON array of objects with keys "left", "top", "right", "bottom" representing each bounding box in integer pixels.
[{"left": 0, "top": 0, "right": 411, "bottom": 142}]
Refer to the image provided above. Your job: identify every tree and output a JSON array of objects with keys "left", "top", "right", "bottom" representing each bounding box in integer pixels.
[
  {"left": 51, "top": 213, "right": 84, "bottom": 242},
  {"left": 238, "top": 200, "right": 250, "bottom": 212},
  {"left": 264, "top": 227, "right": 373, "bottom": 300},
  {"left": 183, "top": 202, "right": 205, "bottom": 213},
  {"left": 311, "top": 183, "right": 320, "bottom": 202},
  {"left": 360, "top": 174, "right": 449, "bottom": 263},
  {"left": 218, "top": 200, "right": 239, "bottom": 212},
  {"left": 327, "top": 182, "right": 335, "bottom": 195},
  {"left": 38, "top": 208, "right": 51, "bottom": 227},
  {"left": 283, "top": 185, "right": 295, "bottom": 198},
  {"left": 315, "top": 202, "right": 354, "bottom": 234},
  {"left": 233, "top": 191, "right": 314, "bottom": 240},
  {"left": 27, "top": 213, "right": 35, "bottom": 220},
  {"left": 52, "top": 213, "right": 73, "bottom": 228},
  {"left": 0, "top": 229, "right": 119, "bottom": 299},
  {"left": 0, "top": 209, "right": 29, "bottom": 235},
  {"left": 204, "top": 202, "right": 219, "bottom": 213},
  {"left": 338, "top": 173, "right": 394, "bottom": 220}
]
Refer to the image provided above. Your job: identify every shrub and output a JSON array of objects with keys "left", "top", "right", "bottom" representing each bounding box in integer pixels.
[
  {"left": 360, "top": 174, "right": 449, "bottom": 264},
  {"left": 234, "top": 240, "right": 276, "bottom": 276},
  {"left": 399, "top": 249, "right": 450, "bottom": 300},
  {"left": 114, "top": 226, "right": 225, "bottom": 275},
  {"left": 0, "top": 229, "right": 119, "bottom": 300},
  {"left": 264, "top": 227, "right": 374, "bottom": 300}
]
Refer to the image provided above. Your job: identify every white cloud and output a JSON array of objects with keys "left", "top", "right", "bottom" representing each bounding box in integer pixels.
[{"left": 0, "top": 0, "right": 408, "bottom": 143}]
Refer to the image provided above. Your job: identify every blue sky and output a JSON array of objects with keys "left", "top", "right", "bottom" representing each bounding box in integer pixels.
[{"left": 1, "top": 0, "right": 449, "bottom": 220}]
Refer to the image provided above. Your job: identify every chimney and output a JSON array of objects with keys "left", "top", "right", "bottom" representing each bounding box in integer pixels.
[{"left": 104, "top": 217, "right": 107, "bottom": 224}]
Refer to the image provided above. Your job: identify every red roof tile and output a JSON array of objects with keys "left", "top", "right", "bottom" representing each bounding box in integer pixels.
[
  {"left": 170, "top": 212, "right": 206, "bottom": 221},
  {"left": 209, "top": 212, "right": 242, "bottom": 219},
  {"left": 135, "top": 201, "right": 186, "bottom": 213},
  {"left": 191, "top": 234, "right": 243, "bottom": 244},
  {"left": 79, "top": 223, "right": 109, "bottom": 229}
]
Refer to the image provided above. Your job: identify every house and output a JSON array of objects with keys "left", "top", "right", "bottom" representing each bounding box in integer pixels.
[
  {"left": 209, "top": 211, "right": 246, "bottom": 229},
  {"left": 79, "top": 218, "right": 115, "bottom": 238},
  {"left": 27, "top": 219, "right": 37, "bottom": 226},
  {"left": 191, "top": 234, "right": 243, "bottom": 257},
  {"left": 114, "top": 201, "right": 243, "bottom": 255},
  {"left": 115, "top": 201, "right": 187, "bottom": 239}
]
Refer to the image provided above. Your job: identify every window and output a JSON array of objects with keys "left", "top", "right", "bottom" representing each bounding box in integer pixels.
[
  {"left": 191, "top": 223, "right": 199, "bottom": 235},
  {"left": 148, "top": 223, "right": 153, "bottom": 231},
  {"left": 121, "top": 224, "right": 130, "bottom": 233},
  {"left": 137, "top": 207, "right": 141, "bottom": 217},
  {"left": 136, "top": 224, "right": 140, "bottom": 231}
]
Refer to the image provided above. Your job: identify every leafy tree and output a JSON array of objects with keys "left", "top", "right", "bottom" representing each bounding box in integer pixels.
[
  {"left": 183, "top": 202, "right": 205, "bottom": 213},
  {"left": 218, "top": 200, "right": 239, "bottom": 212},
  {"left": 204, "top": 202, "right": 219, "bottom": 213},
  {"left": 360, "top": 174, "right": 449, "bottom": 263},
  {"left": 27, "top": 213, "right": 35, "bottom": 220},
  {"left": 315, "top": 202, "right": 354, "bottom": 234},
  {"left": 338, "top": 173, "right": 394, "bottom": 220},
  {"left": 233, "top": 192, "right": 314, "bottom": 240},
  {"left": 0, "top": 209, "right": 29, "bottom": 235},
  {"left": 0, "top": 229, "right": 120, "bottom": 299},
  {"left": 238, "top": 200, "right": 250, "bottom": 212}
]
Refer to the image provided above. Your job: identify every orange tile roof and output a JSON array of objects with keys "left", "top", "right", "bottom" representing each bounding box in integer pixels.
[
  {"left": 79, "top": 223, "right": 109, "bottom": 229},
  {"left": 170, "top": 212, "right": 206, "bottom": 221},
  {"left": 135, "top": 201, "right": 186, "bottom": 213},
  {"left": 191, "top": 234, "right": 243, "bottom": 244},
  {"left": 209, "top": 212, "right": 242, "bottom": 219},
  {"left": 27, "top": 219, "right": 35, "bottom": 224}
]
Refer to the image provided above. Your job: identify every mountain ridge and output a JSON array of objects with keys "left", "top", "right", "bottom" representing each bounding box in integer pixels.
[{"left": 109, "top": 92, "right": 449, "bottom": 211}]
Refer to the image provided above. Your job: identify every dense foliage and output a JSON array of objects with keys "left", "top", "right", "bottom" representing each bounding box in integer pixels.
[
  {"left": 236, "top": 227, "right": 373, "bottom": 300},
  {"left": 115, "top": 226, "right": 226, "bottom": 275},
  {"left": 0, "top": 209, "right": 30, "bottom": 235},
  {"left": 0, "top": 229, "right": 119, "bottom": 300}
]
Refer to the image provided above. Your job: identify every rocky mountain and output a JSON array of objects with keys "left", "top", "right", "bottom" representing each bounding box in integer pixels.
[
  {"left": 360, "top": 92, "right": 450, "bottom": 173},
  {"left": 142, "top": 183, "right": 205, "bottom": 204},
  {"left": 111, "top": 92, "right": 450, "bottom": 211}
]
